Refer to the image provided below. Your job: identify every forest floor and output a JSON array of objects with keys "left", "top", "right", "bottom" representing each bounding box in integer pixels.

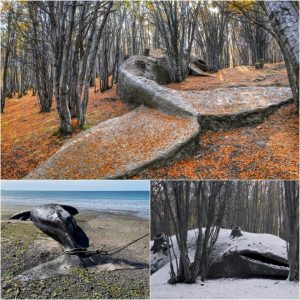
[
  {"left": 1, "top": 204, "right": 149, "bottom": 299},
  {"left": 135, "top": 103, "right": 298, "bottom": 179},
  {"left": 1, "top": 84, "right": 134, "bottom": 179},
  {"left": 167, "top": 62, "right": 290, "bottom": 90},
  {"left": 134, "top": 63, "right": 299, "bottom": 179},
  {"left": 1, "top": 62, "right": 298, "bottom": 179}
]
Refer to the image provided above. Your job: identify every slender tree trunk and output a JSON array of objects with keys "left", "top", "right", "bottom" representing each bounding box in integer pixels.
[
  {"left": 264, "top": 1, "right": 299, "bottom": 110},
  {"left": 284, "top": 181, "right": 299, "bottom": 281},
  {"left": 78, "top": 1, "right": 113, "bottom": 128},
  {"left": 1, "top": 9, "right": 13, "bottom": 113}
]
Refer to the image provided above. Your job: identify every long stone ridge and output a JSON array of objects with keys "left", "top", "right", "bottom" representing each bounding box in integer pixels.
[
  {"left": 117, "top": 53, "right": 292, "bottom": 131},
  {"left": 117, "top": 55, "right": 199, "bottom": 117},
  {"left": 26, "top": 107, "right": 200, "bottom": 179},
  {"left": 27, "top": 52, "right": 292, "bottom": 179}
]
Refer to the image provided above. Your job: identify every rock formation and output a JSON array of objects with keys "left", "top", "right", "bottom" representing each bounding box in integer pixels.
[{"left": 151, "top": 228, "right": 289, "bottom": 279}]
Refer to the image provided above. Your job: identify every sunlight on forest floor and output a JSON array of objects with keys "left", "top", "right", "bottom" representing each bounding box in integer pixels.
[
  {"left": 166, "top": 62, "right": 289, "bottom": 91},
  {"left": 1, "top": 84, "right": 133, "bottom": 179}
]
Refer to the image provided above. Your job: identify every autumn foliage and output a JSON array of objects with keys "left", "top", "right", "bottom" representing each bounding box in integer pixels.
[
  {"left": 1, "top": 84, "right": 133, "bottom": 179},
  {"left": 134, "top": 103, "right": 298, "bottom": 180}
]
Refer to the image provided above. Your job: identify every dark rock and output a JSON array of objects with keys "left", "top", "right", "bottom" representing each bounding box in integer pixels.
[
  {"left": 150, "top": 234, "right": 168, "bottom": 254},
  {"left": 209, "top": 250, "right": 288, "bottom": 279},
  {"left": 230, "top": 227, "right": 243, "bottom": 238},
  {"left": 191, "top": 55, "right": 209, "bottom": 72},
  {"left": 189, "top": 63, "right": 212, "bottom": 77},
  {"left": 152, "top": 228, "right": 289, "bottom": 280},
  {"left": 143, "top": 48, "right": 150, "bottom": 56},
  {"left": 183, "top": 51, "right": 209, "bottom": 72},
  {"left": 255, "top": 60, "right": 264, "bottom": 69}
]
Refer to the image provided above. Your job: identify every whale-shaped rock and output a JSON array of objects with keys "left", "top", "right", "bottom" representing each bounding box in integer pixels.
[{"left": 151, "top": 228, "right": 289, "bottom": 279}]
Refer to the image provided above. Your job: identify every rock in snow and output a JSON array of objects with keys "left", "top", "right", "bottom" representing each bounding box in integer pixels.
[
  {"left": 151, "top": 228, "right": 298, "bottom": 299},
  {"left": 151, "top": 228, "right": 289, "bottom": 278}
]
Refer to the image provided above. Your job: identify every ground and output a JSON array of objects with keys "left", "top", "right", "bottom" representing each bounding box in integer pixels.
[
  {"left": 133, "top": 63, "right": 299, "bottom": 179},
  {"left": 1, "top": 63, "right": 298, "bottom": 179},
  {"left": 25, "top": 107, "right": 199, "bottom": 179},
  {"left": 167, "top": 62, "right": 289, "bottom": 91},
  {"left": 134, "top": 103, "right": 298, "bottom": 179},
  {"left": 151, "top": 277, "right": 299, "bottom": 299},
  {"left": 1, "top": 83, "right": 134, "bottom": 179},
  {"left": 1, "top": 205, "right": 149, "bottom": 299}
]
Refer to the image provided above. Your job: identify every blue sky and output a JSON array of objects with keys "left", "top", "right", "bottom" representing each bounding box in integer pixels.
[{"left": 1, "top": 180, "right": 149, "bottom": 191}]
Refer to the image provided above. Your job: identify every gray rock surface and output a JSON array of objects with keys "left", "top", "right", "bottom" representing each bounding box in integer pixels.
[
  {"left": 26, "top": 51, "right": 292, "bottom": 179},
  {"left": 117, "top": 55, "right": 199, "bottom": 117},
  {"left": 178, "top": 86, "right": 292, "bottom": 130},
  {"left": 118, "top": 53, "right": 292, "bottom": 131},
  {"left": 189, "top": 63, "right": 212, "bottom": 76},
  {"left": 26, "top": 106, "right": 199, "bottom": 179}
]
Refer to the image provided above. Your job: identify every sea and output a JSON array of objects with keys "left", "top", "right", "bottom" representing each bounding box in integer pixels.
[{"left": 1, "top": 190, "right": 149, "bottom": 219}]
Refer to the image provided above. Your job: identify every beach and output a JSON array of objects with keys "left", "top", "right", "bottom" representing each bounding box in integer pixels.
[{"left": 1, "top": 203, "right": 149, "bottom": 299}]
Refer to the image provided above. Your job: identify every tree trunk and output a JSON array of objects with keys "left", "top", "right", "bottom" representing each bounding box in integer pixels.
[
  {"left": 264, "top": 1, "right": 299, "bottom": 110},
  {"left": 284, "top": 181, "right": 299, "bottom": 281}
]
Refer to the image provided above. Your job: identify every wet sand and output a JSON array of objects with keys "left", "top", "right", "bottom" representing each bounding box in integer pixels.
[{"left": 1, "top": 203, "right": 149, "bottom": 299}]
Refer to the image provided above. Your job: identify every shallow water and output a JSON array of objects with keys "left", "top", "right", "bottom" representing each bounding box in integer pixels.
[{"left": 1, "top": 190, "right": 149, "bottom": 219}]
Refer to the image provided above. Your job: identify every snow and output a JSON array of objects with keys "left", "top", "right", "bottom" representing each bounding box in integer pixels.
[
  {"left": 151, "top": 228, "right": 298, "bottom": 299},
  {"left": 151, "top": 259, "right": 299, "bottom": 299},
  {"left": 151, "top": 269, "right": 299, "bottom": 299},
  {"left": 151, "top": 229, "right": 199, "bottom": 273},
  {"left": 212, "top": 229, "right": 288, "bottom": 263}
]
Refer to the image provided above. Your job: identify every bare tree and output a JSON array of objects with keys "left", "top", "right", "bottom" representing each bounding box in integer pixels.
[
  {"left": 151, "top": 181, "right": 227, "bottom": 284},
  {"left": 263, "top": 1, "right": 299, "bottom": 110},
  {"left": 284, "top": 181, "right": 299, "bottom": 281},
  {"left": 45, "top": 1, "right": 113, "bottom": 134},
  {"left": 148, "top": 1, "right": 200, "bottom": 82},
  {"left": 1, "top": 6, "right": 15, "bottom": 113},
  {"left": 28, "top": 2, "right": 53, "bottom": 112}
]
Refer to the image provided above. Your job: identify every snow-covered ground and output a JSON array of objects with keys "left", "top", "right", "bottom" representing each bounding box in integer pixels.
[
  {"left": 151, "top": 228, "right": 299, "bottom": 299},
  {"left": 151, "top": 271, "right": 299, "bottom": 299}
]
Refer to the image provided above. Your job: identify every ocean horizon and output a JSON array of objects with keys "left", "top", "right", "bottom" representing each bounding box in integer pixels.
[{"left": 1, "top": 190, "right": 149, "bottom": 219}]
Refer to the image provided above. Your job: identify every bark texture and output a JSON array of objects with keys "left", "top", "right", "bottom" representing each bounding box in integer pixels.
[{"left": 264, "top": 1, "right": 299, "bottom": 110}]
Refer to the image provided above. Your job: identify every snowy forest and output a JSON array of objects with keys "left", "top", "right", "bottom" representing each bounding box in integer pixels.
[{"left": 150, "top": 180, "right": 299, "bottom": 296}]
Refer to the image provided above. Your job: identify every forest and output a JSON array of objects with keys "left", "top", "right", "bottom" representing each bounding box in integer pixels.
[
  {"left": 151, "top": 180, "right": 299, "bottom": 292},
  {"left": 2, "top": 1, "right": 297, "bottom": 119},
  {"left": 1, "top": 1, "right": 299, "bottom": 179}
]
